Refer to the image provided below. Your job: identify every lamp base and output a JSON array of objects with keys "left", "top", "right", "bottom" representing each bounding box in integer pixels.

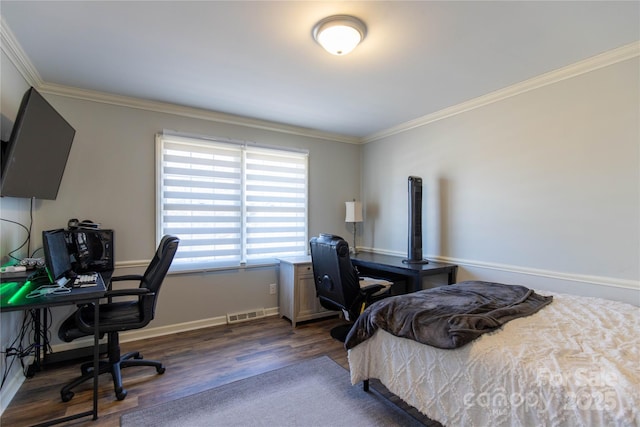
[{"left": 351, "top": 222, "right": 358, "bottom": 255}]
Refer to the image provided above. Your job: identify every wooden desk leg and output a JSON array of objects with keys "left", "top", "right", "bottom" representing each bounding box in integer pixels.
[
  {"left": 448, "top": 266, "right": 458, "bottom": 285},
  {"left": 410, "top": 273, "right": 421, "bottom": 293}
]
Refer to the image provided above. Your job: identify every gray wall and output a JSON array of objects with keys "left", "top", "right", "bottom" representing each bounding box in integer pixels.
[{"left": 361, "top": 57, "right": 639, "bottom": 303}]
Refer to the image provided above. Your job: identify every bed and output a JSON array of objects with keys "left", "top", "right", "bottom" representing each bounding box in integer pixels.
[{"left": 346, "top": 281, "right": 639, "bottom": 426}]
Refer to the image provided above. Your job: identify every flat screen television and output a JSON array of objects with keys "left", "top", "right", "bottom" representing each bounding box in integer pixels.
[{"left": 0, "top": 87, "right": 76, "bottom": 200}]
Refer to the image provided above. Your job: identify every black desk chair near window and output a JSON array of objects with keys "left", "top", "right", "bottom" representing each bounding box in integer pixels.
[
  {"left": 58, "top": 235, "right": 179, "bottom": 402},
  {"left": 309, "top": 234, "right": 391, "bottom": 342}
]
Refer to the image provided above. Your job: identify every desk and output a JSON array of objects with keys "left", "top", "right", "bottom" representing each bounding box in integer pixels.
[
  {"left": 0, "top": 274, "right": 108, "bottom": 426},
  {"left": 351, "top": 252, "right": 458, "bottom": 293}
]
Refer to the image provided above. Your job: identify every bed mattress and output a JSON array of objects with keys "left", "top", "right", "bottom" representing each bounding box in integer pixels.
[{"left": 348, "top": 292, "right": 639, "bottom": 426}]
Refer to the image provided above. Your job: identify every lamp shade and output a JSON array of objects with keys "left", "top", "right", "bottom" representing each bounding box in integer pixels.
[{"left": 345, "top": 201, "right": 363, "bottom": 223}]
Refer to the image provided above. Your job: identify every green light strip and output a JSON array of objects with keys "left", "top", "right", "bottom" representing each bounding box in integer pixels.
[
  {"left": 0, "top": 281, "right": 19, "bottom": 293},
  {"left": 8, "top": 281, "right": 33, "bottom": 304}
]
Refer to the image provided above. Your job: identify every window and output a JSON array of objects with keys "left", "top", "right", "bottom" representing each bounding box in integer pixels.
[{"left": 156, "top": 132, "right": 308, "bottom": 271}]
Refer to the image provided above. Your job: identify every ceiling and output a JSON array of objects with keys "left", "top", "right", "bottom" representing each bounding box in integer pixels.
[{"left": 1, "top": 1, "right": 638, "bottom": 140}]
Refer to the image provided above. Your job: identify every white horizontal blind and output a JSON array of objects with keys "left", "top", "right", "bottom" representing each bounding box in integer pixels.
[
  {"left": 157, "top": 133, "right": 308, "bottom": 270},
  {"left": 245, "top": 148, "right": 308, "bottom": 261}
]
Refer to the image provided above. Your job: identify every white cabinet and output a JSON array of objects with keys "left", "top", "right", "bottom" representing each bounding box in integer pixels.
[{"left": 278, "top": 257, "right": 334, "bottom": 327}]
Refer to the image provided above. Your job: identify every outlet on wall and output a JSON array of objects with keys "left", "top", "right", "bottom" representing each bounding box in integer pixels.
[{"left": 269, "top": 283, "right": 277, "bottom": 295}]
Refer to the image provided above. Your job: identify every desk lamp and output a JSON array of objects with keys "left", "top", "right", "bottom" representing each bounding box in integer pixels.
[{"left": 345, "top": 200, "right": 363, "bottom": 254}]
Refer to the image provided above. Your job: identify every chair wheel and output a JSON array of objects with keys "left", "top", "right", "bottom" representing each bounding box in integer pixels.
[
  {"left": 61, "top": 390, "right": 74, "bottom": 402},
  {"left": 157, "top": 366, "right": 166, "bottom": 374},
  {"left": 116, "top": 388, "right": 128, "bottom": 400}
]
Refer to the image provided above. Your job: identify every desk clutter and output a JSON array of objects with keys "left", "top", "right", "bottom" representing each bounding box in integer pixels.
[
  {"left": 24, "top": 273, "right": 99, "bottom": 298},
  {"left": 0, "top": 221, "right": 112, "bottom": 287},
  {"left": 27, "top": 284, "right": 71, "bottom": 298},
  {"left": 19, "top": 257, "right": 45, "bottom": 269}
]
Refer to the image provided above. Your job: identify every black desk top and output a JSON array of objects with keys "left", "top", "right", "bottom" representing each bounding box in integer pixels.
[
  {"left": 351, "top": 252, "right": 457, "bottom": 273},
  {"left": 0, "top": 272, "right": 110, "bottom": 312}
]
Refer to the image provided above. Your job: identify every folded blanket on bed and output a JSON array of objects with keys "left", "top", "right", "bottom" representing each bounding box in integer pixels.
[{"left": 344, "top": 281, "right": 552, "bottom": 350}]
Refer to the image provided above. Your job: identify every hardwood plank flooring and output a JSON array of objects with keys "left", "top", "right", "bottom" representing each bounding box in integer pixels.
[
  {"left": 1, "top": 315, "right": 435, "bottom": 426},
  {"left": 0, "top": 316, "right": 348, "bottom": 427}
]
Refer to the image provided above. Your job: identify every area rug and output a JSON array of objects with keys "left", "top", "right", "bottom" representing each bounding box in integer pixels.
[{"left": 121, "top": 356, "right": 425, "bottom": 426}]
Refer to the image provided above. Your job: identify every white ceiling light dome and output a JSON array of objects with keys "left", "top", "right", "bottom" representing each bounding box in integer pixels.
[{"left": 312, "top": 15, "right": 367, "bottom": 56}]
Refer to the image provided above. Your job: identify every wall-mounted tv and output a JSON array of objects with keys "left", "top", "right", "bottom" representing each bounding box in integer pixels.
[{"left": 0, "top": 87, "right": 76, "bottom": 200}]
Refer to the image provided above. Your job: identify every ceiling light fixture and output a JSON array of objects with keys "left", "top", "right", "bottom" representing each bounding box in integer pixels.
[{"left": 312, "top": 15, "right": 367, "bottom": 56}]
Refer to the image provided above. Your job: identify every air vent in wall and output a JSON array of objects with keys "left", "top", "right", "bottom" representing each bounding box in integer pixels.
[{"left": 226, "top": 308, "right": 266, "bottom": 324}]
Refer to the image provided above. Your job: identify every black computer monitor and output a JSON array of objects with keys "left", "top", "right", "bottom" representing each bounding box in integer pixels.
[{"left": 42, "top": 229, "right": 73, "bottom": 285}]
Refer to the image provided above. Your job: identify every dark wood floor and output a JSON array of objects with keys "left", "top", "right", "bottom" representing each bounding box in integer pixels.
[{"left": 1, "top": 315, "right": 433, "bottom": 427}]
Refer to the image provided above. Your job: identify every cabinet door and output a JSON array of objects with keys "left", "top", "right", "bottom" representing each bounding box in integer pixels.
[
  {"left": 278, "top": 263, "right": 295, "bottom": 322},
  {"left": 296, "top": 267, "right": 317, "bottom": 318}
]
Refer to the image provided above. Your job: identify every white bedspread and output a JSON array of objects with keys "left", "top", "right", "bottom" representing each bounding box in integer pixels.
[{"left": 348, "top": 292, "right": 639, "bottom": 426}]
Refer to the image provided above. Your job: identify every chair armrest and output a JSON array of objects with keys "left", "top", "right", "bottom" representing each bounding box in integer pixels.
[
  {"left": 105, "top": 288, "right": 152, "bottom": 298},
  {"left": 110, "top": 274, "right": 144, "bottom": 282}
]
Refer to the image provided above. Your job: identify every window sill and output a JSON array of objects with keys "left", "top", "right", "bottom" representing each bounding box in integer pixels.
[{"left": 168, "top": 261, "right": 280, "bottom": 275}]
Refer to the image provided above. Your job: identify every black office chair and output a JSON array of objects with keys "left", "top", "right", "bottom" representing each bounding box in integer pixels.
[
  {"left": 309, "top": 233, "right": 390, "bottom": 342},
  {"left": 58, "top": 235, "right": 179, "bottom": 402}
]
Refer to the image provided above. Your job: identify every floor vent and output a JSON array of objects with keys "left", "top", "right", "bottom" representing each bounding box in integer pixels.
[{"left": 226, "top": 308, "right": 266, "bottom": 324}]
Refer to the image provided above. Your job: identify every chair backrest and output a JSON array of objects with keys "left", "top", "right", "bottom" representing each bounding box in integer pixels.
[
  {"left": 140, "top": 235, "right": 179, "bottom": 320},
  {"left": 309, "top": 234, "right": 360, "bottom": 317}
]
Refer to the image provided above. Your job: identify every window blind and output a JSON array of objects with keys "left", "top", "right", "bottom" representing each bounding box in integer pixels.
[{"left": 156, "top": 133, "right": 308, "bottom": 271}]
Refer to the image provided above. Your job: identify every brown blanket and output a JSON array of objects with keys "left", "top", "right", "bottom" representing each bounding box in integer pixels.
[{"left": 344, "top": 281, "right": 553, "bottom": 350}]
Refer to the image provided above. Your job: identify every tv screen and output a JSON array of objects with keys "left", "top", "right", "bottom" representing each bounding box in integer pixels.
[{"left": 0, "top": 87, "right": 76, "bottom": 200}]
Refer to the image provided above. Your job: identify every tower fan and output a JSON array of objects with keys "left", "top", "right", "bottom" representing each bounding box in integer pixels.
[{"left": 403, "top": 176, "right": 428, "bottom": 264}]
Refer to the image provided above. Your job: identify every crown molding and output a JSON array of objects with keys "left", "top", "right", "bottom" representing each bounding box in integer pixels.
[
  {"left": 36, "top": 82, "right": 361, "bottom": 145},
  {"left": 0, "top": 16, "right": 42, "bottom": 87},
  {"left": 363, "top": 40, "right": 640, "bottom": 143}
]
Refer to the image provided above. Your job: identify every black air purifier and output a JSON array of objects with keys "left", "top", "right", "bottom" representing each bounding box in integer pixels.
[{"left": 403, "top": 176, "right": 428, "bottom": 264}]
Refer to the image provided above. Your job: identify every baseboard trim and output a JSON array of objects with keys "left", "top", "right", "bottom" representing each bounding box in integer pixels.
[
  {"left": 432, "top": 255, "right": 639, "bottom": 291},
  {"left": 0, "top": 356, "right": 31, "bottom": 415}
]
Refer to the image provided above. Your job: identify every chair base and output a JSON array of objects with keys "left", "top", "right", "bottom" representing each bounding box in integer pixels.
[
  {"left": 61, "top": 348, "right": 165, "bottom": 402},
  {"left": 330, "top": 324, "right": 353, "bottom": 342}
]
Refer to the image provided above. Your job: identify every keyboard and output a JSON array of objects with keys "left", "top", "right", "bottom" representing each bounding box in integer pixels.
[{"left": 75, "top": 272, "right": 98, "bottom": 287}]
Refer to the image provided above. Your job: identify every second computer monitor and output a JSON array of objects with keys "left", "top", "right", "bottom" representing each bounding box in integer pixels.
[{"left": 42, "top": 229, "right": 72, "bottom": 285}]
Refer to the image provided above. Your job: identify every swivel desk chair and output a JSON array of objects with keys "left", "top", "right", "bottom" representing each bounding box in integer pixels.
[
  {"left": 309, "top": 234, "right": 390, "bottom": 342},
  {"left": 58, "top": 235, "right": 179, "bottom": 401}
]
